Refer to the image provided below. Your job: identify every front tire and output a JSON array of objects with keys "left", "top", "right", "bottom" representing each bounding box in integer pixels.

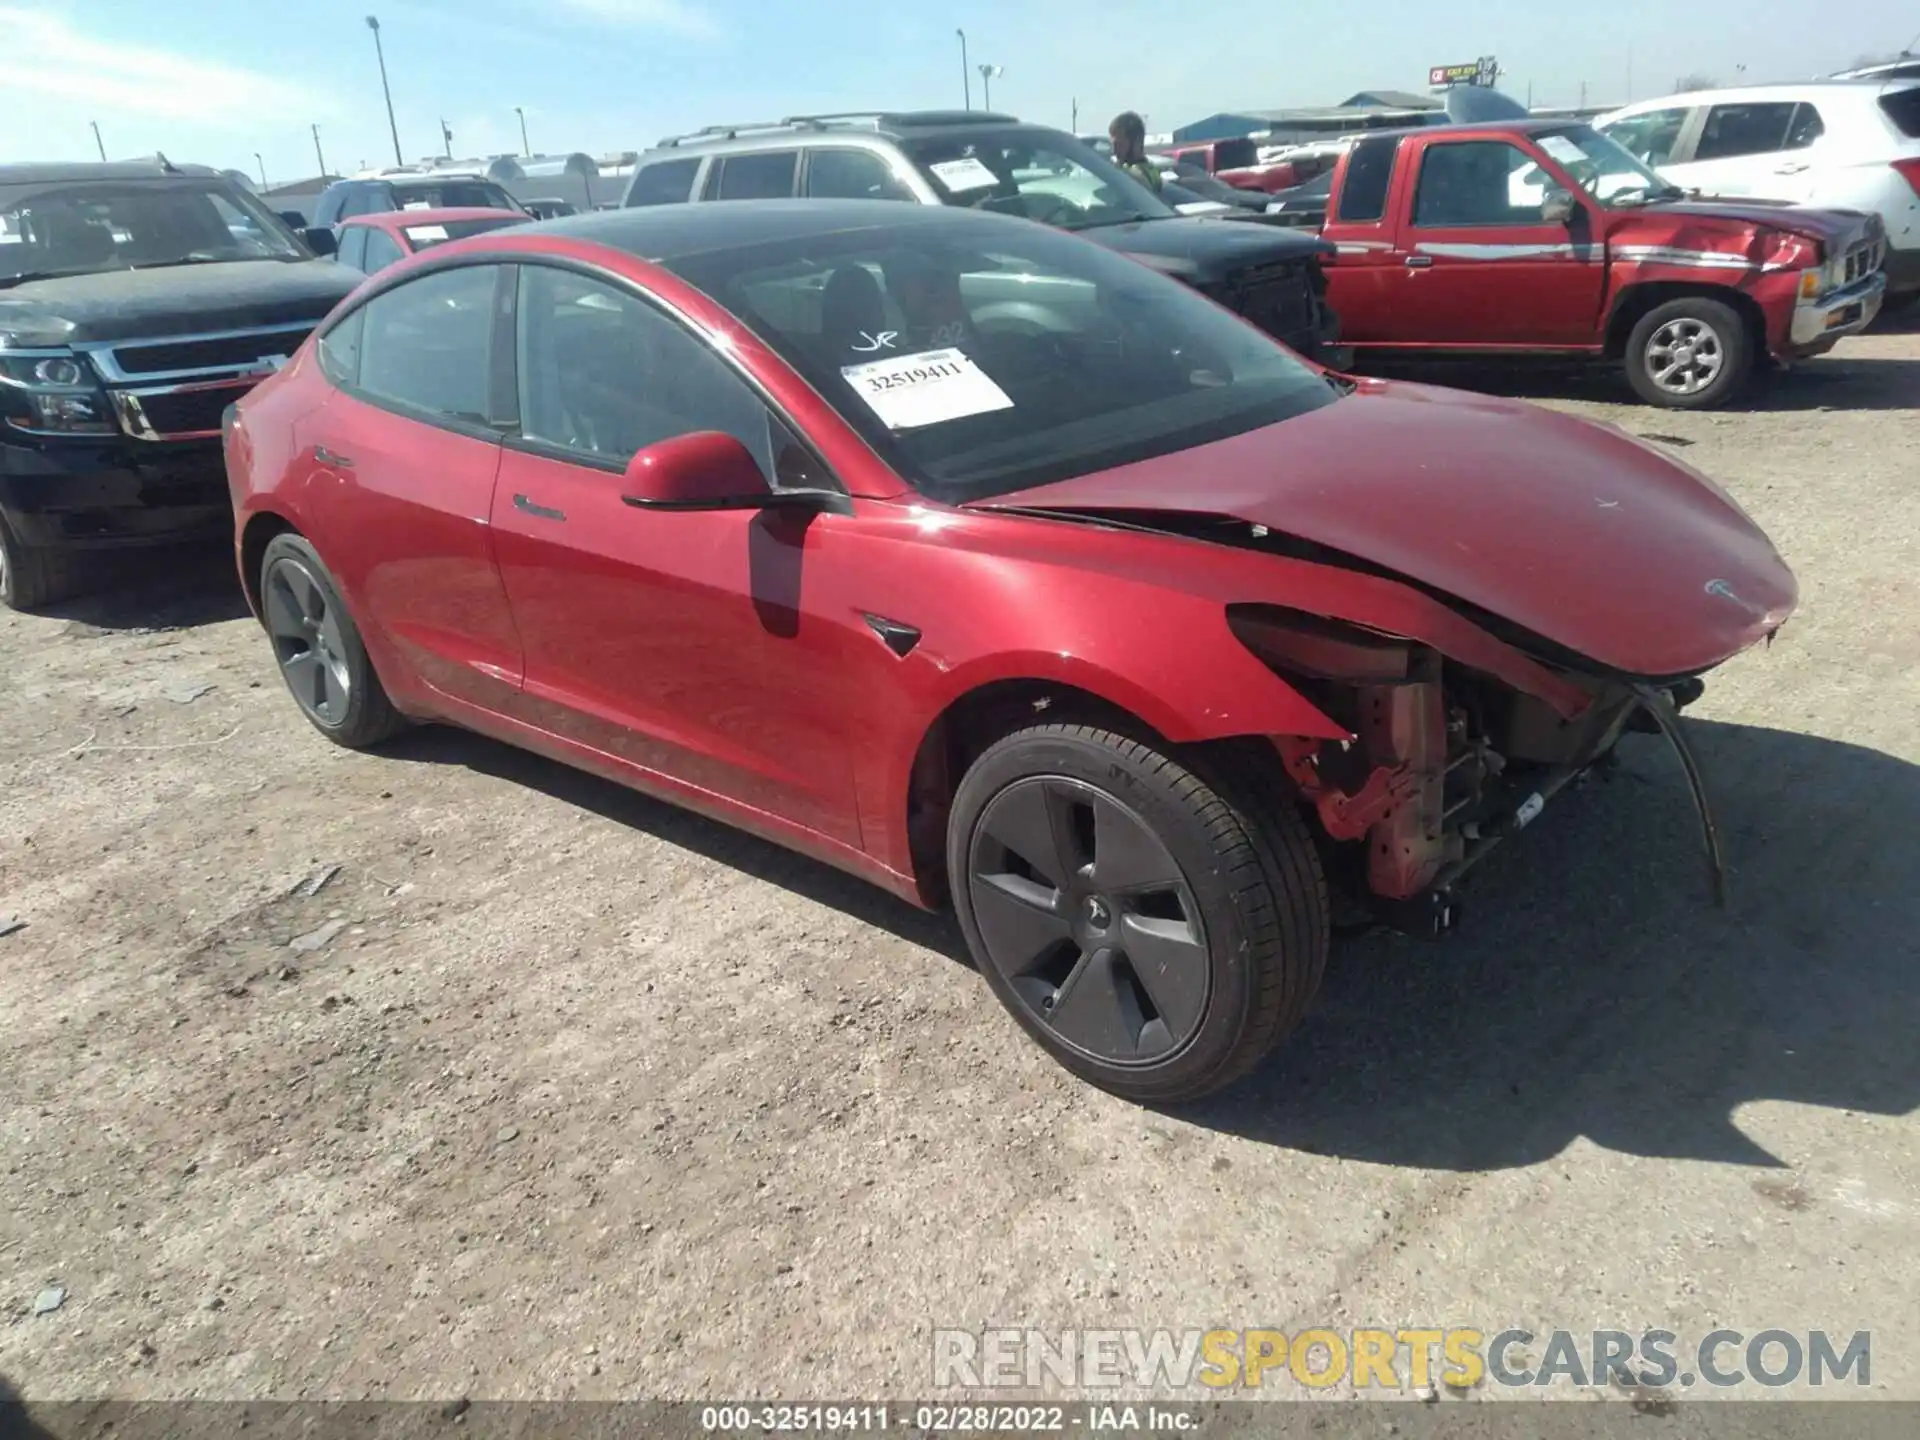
[
  {"left": 1625, "top": 297, "right": 1751, "bottom": 409},
  {"left": 0, "top": 510, "right": 86, "bottom": 611},
  {"left": 948, "top": 725, "right": 1329, "bottom": 1104},
  {"left": 258, "top": 533, "right": 405, "bottom": 749}
]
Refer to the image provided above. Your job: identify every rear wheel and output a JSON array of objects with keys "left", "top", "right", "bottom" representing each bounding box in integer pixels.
[
  {"left": 0, "top": 510, "right": 86, "bottom": 612},
  {"left": 948, "top": 725, "right": 1329, "bottom": 1104},
  {"left": 259, "top": 533, "right": 405, "bottom": 749},
  {"left": 1625, "top": 297, "right": 1751, "bottom": 409}
]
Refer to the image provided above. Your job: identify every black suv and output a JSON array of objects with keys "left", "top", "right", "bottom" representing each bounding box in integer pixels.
[
  {"left": 621, "top": 112, "right": 1340, "bottom": 360},
  {"left": 0, "top": 161, "right": 359, "bottom": 609},
  {"left": 310, "top": 174, "right": 525, "bottom": 229}
]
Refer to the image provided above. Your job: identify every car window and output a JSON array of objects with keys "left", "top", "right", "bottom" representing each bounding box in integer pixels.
[
  {"left": 1784, "top": 103, "right": 1825, "bottom": 150},
  {"left": 1213, "top": 140, "right": 1259, "bottom": 170},
  {"left": 362, "top": 228, "right": 406, "bottom": 272},
  {"left": 1335, "top": 137, "right": 1397, "bottom": 223},
  {"left": 667, "top": 212, "right": 1336, "bottom": 501},
  {"left": 344, "top": 187, "right": 388, "bottom": 219},
  {"left": 804, "top": 149, "right": 914, "bottom": 202},
  {"left": 1412, "top": 140, "right": 1552, "bottom": 227},
  {"left": 317, "top": 306, "right": 366, "bottom": 387},
  {"left": 336, "top": 226, "right": 368, "bottom": 270},
  {"left": 511, "top": 265, "right": 792, "bottom": 480},
  {"left": 627, "top": 158, "right": 701, "bottom": 206},
  {"left": 707, "top": 152, "right": 800, "bottom": 201},
  {"left": 897, "top": 129, "right": 1174, "bottom": 229},
  {"left": 1882, "top": 88, "right": 1920, "bottom": 138},
  {"left": 1600, "top": 107, "right": 1689, "bottom": 167},
  {"left": 0, "top": 179, "right": 306, "bottom": 281},
  {"left": 401, "top": 216, "right": 528, "bottom": 251},
  {"left": 314, "top": 189, "right": 343, "bottom": 227},
  {"left": 1694, "top": 102, "right": 1797, "bottom": 160},
  {"left": 354, "top": 264, "right": 500, "bottom": 425}
]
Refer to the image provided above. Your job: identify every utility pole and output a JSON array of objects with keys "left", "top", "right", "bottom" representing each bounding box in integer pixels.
[
  {"left": 978, "top": 62, "right": 1002, "bottom": 111},
  {"left": 365, "top": 16, "right": 403, "bottom": 167},
  {"left": 312, "top": 124, "right": 327, "bottom": 178},
  {"left": 515, "top": 106, "right": 530, "bottom": 157},
  {"left": 956, "top": 29, "right": 970, "bottom": 110},
  {"left": 440, "top": 119, "right": 454, "bottom": 159},
  {"left": 1071, "top": 97, "right": 1077, "bottom": 132},
  {"left": 1579, "top": 79, "right": 1588, "bottom": 109},
  {"left": 90, "top": 121, "right": 106, "bottom": 161},
  {"left": 1626, "top": 42, "right": 1634, "bottom": 102},
  {"left": 254, "top": 152, "right": 268, "bottom": 189}
]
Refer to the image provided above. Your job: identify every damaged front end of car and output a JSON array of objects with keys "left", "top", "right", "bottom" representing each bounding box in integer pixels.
[{"left": 1226, "top": 601, "right": 1725, "bottom": 937}]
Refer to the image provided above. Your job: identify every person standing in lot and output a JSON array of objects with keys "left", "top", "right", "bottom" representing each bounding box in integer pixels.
[{"left": 1108, "top": 111, "right": 1162, "bottom": 192}]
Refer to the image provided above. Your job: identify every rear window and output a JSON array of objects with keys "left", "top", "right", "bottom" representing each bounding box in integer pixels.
[
  {"left": 627, "top": 157, "right": 700, "bottom": 207},
  {"left": 1880, "top": 88, "right": 1920, "bottom": 139},
  {"left": 1335, "top": 137, "right": 1398, "bottom": 223},
  {"left": 1214, "top": 139, "right": 1259, "bottom": 170},
  {"left": 391, "top": 181, "right": 519, "bottom": 212}
]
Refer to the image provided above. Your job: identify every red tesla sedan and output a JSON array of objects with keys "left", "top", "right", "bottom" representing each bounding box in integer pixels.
[{"left": 225, "top": 200, "right": 1796, "bottom": 1102}]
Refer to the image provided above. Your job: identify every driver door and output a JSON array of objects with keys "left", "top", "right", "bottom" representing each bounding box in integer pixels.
[
  {"left": 1388, "top": 136, "right": 1605, "bottom": 348},
  {"left": 487, "top": 262, "right": 864, "bottom": 846}
]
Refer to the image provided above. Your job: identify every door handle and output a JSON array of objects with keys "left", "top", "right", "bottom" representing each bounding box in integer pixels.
[
  {"left": 513, "top": 494, "right": 566, "bottom": 522},
  {"left": 1773, "top": 162, "right": 1809, "bottom": 175},
  {"left": 1404, "top": 255, "right": 1434, "bottom": 268},
  {"left": 313, "top": 445, "right": 353, "bottom": 468}
]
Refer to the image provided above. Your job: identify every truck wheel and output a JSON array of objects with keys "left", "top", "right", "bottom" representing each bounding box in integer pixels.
[
  {"left": 1625, "top": 298, "right": 1751, "bottom": 409},
  {"left": 258, "top": 533, "right": 406, "bottom": 749},
  {"left": 948, "top": 725, "right": 1329, "bottom": 1104},
  {"left": 0, "top": 510, "right": 86, "bottom": 612}
]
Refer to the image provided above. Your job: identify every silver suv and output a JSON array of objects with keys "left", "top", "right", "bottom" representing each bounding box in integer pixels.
[{"left": 621, "top": 111, "right": 1339, "bottom": 358}]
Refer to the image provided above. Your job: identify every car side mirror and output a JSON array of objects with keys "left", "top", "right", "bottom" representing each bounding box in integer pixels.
[
  {"left": 301, "top": 226, "right": 338, "bottom": 257},
  {"left": 277, "top": 209, "right": 308, "bottom": 228},
  {"left": 1542, "top": 186, "right": 1577, "bottom": 224},
  {"left": 619, "top": 431, "right": 820, "bottom": 513}
]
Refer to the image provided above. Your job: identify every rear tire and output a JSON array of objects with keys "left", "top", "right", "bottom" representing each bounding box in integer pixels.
[
  {"left": 258, "top": 533, "right": 406, "bottom": 750},
  {"left": 948, "top": 724, "right": 1329, "bottom": 1104},
  {"left": 1625, "top": 297, "right": 1751, "bottom": 409},
  {"left": 0, "top": 510, "right": 87, "bottom": 612}
]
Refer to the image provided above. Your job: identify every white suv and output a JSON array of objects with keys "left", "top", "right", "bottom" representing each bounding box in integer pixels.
[{"left": 1595, "top": 80, "right": 1920, "bottom": 301}]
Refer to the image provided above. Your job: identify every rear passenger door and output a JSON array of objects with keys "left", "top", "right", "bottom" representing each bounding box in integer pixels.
[
  {"left": 1665, "top": 101, "right": 1823, "bottom": 202},
  {"left": 1319, "top": 136, "right": 1404, "bottom": 345},
  {"left": 801, "top": 148, "right": 916, "bottom": 202}
]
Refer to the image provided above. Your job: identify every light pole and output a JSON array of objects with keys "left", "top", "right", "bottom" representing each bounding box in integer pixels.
[
  {"left": 254, "top": 152, "right": 268, "bottom": 189},
  {"left": 440, "top": 119, "right": 454, "bottom": 159},
  {"left": 312, "top": 123, "right": 327, "bottom": 177},
  {"left": 515, "top": 106, "right": 530, "bottom": 157},
  {"left": 977, "top": 63, "right": 1002, "bottom": 111},
  {"left": 365, "top": 16, "right": 402, "bottom": 167},
  {"left": 956, "top": 29, "right": 970, "bottom": 110},
  {"left": 90, "top": 121, "right": 106, "bottom": 161}
]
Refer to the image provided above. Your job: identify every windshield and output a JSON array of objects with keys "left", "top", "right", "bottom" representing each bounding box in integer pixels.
[
  {"left": 0, "top": 180, "right": 304, "bottom": 284},
  {"left": 896, "top": 129, "right": 1175, "bottom": 232},
  {"left": 1529, "top": 126, "right": 1680, "bottom": 207},
  {"left": 667, "top": 210, "right": 1338, "bottom": 501},
  {"left": 400, "top": 215, "right": 529, "bottom": 250},
  {"left": 391, "top": 181, "right": 524, "bottom": 213}
]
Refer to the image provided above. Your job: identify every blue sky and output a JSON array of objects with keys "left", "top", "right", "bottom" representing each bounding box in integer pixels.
[{"left": 1, "top": 0, "right": 1911, "bottom": 184}]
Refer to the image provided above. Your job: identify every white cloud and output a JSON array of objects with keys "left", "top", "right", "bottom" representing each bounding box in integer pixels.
[
  {"left": 547, "top": 0, "right": 721, "bottom": 41},
  {"left": 0, "top": 6, "right": 328, "bottom": 126}
]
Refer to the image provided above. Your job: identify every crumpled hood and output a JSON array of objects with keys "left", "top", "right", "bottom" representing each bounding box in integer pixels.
[
  {"left": 0, "top": 260, "right": 357, "bottom": 345},
  {"left": 980, "top": 379, "right": 1797, "bottom": 678}
]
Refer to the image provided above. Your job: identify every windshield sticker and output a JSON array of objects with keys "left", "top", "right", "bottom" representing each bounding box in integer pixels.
[
  {"left": 404, "top": 224, "right": 450, "bottom": 242},
  {"left": 841, "top": 348, "right": 1013, "bottom": 431},
  {"left": 1538, "top": 135, "right": 1587, "bottom": 165},
  {"left": 849, "top": 329, "right": 901, "bottom": 353},
  {"left": 929, "top": 157, "right": 1000, "bottom": 193},
  {"left": 401, "top": 200, "right": 433, "bottom": 210}
]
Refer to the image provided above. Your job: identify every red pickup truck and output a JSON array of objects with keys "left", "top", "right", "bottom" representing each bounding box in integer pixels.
[
  {"left": 1161, "top": 139, "right": 1314, "bottom": 195},
  {"left": 1318, "top": 117, "right": 1888, "bottom": 407}
]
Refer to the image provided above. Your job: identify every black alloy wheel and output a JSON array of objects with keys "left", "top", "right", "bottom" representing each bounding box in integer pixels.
[
  {"left": 950, "top": 724, "right": 1330, "bottom": 1103},
  {"left": 968, "top": 775, "right": 1211, "bottom": 1066},
  {"left": 258, "top": 532, "right": 405, "bottom": 748}
]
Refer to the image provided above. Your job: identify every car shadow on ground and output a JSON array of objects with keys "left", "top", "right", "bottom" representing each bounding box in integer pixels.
[
  {"left": 392, "top": 716, "right": 1918, "bottom": 1174},
  {"left": 381, "top": 724, "right": 970, "bottom": 964},
  {"left": 1356, "top": 352, "right": 1920, "bottom": 413},
  {"left": 25, "top": 539, "right": 249, "bottom": 632},
  {"left": 1187, "top": 719, "right": 1920, "bottom": 1171}
]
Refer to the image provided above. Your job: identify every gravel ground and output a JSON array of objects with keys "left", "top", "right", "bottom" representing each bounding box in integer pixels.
[{"left": 1, "top": 326, "right": 1916, "bottom": 1407}]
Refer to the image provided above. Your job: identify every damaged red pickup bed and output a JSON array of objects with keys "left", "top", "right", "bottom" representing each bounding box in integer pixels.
[{"left": 226, "top": 199, "right": 1796, "bottom": 1104}]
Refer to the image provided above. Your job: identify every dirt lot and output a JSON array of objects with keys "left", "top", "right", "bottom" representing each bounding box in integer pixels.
[{"left": 2, "top": 328, "right": 1917, "bottom": 1407}]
